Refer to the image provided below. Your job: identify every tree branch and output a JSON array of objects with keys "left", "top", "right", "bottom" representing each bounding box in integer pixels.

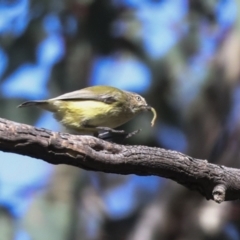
[{"left": 0, "top": 117, "right": 240, "bottom": 203}]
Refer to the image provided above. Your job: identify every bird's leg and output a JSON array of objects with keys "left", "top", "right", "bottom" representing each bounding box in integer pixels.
[
  {"left": 125, "top": 129, "right": 142, "bottom": 138},
  {"left": 81, "top": 122, "right": 126, "bottom": 135},
  {"left": 96, "top": 127, "right": 142, "bottom": 142},
  {"left": 96, "top": 127, "right": 125, "bottom": 134}
]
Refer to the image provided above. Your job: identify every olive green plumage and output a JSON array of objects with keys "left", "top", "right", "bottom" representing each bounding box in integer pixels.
[{"left": 18, "top": 85, "right": 156, "bottom": 133}]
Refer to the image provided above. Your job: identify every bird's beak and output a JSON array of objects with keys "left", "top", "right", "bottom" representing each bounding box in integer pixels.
[{"left": 146, "top": 105, "right": 152, "bottom": 111}]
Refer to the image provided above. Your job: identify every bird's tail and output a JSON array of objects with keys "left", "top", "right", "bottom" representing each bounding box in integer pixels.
[{"left": 17, "top": 100, "right": 47, "bottom": 108}]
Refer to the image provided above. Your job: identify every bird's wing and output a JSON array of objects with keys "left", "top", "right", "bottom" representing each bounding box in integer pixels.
[{"left": 51, "top": 86, "right": 122, "bottom": 104}]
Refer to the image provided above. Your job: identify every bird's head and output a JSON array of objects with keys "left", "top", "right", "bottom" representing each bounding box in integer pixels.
[{"left": 126, "top": 91, "right": 152, "bottom": 113}]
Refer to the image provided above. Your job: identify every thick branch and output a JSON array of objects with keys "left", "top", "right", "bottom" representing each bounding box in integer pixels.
[{"left": 0, "top": 117, "right": 240, "bottom": 203}]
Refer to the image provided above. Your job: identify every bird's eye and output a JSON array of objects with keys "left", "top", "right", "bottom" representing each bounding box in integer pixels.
[{"left": 136, "top": 96, "right": 142, "bottom": 101}]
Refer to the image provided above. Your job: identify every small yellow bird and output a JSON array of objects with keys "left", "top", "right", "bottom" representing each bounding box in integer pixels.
[{"left": 18, "top": 85, "right": 157, "bottom": 135}]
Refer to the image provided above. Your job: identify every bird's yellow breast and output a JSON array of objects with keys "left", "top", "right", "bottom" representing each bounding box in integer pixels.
[{"left": 51, "top": 100, "right": 133, "bottom": 131}]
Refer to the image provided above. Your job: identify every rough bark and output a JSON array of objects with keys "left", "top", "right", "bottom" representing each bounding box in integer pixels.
[{"left": 0, "top": 117, "right": 240, "bottom": 203}]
